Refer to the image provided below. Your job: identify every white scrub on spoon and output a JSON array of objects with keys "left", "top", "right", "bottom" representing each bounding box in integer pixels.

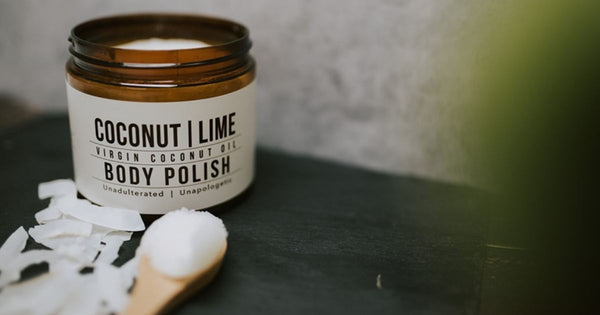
[{"left": 139, "top": 208, "right": 228, "bottom": 278}]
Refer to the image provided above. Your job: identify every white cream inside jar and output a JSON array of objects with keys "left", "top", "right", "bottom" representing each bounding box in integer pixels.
[{"left": 115, "top": 38, "right": 211, "bottom": 50}]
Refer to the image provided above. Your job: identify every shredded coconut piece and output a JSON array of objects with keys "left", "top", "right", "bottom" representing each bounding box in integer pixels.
[
  {"left": 28, "top": 219, "right": 93, "bottom": 242},
  {"left": 39, "top": 234, "right": 103, "bottom": 260},
  {"left": 0, "top": 250, "right": 58, "bottom": 287},
  {"left": 34, "top": 206, "right": 63, "bottom": 224},
  {"left": 95, "top": 238, "right": 124, "bottom": 265},
  {"left": 50, "top": 257, "right": 87, "bottom": 273},
  {"left": 140, "top": 208, "right": 227, "bottom": 278},
  {"left": 92, "top": 225, "right": 117, "bottom": 238},
  {"left": 50, "top": 194, "right": 85, "bottom": 208},
  {"left": 59, "top": 201, "right": 145, "bottom": 232},
  {"left": 57, "top": 274, "right": 101, "bottom": 315},
  {"left": 0, "top": 272, "right": 80, "bottom": 315},
  {"left": 119, "top": 255, "right": 140, "bottom": 291},
  {"left": 38, "top": 179, "right": 77, "bottom": 200},
  {"left": 0, "top": 226, "right": 28, "bottom": 269},
  {"left": 96, "top": 263, "right": 130, "bottom": 312},
  {"left": 103, "top": 231, "right": 132, "bottom": 242}
]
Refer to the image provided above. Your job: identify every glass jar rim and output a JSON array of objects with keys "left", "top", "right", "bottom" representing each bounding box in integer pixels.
[{"left": 69, "top": 13, "right": 252, "bottom": 67}]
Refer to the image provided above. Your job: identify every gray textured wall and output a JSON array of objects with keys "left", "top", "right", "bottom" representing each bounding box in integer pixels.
[{"left": 0, "top": 0, "right": 475, "bottom": 184}]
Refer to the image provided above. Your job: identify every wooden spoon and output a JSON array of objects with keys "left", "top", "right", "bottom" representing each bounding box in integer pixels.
[{"left": 121, "top": 242, "right": 227, "bottom": 315}]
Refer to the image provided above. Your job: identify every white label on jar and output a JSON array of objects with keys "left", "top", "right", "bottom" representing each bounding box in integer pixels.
[{"left": 66, "top": 82, "right": 255, "bottom": 214}]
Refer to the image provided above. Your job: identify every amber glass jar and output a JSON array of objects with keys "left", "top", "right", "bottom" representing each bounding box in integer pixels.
[{"left": 66, "top": 14, "right": 256, "bottom": 214}]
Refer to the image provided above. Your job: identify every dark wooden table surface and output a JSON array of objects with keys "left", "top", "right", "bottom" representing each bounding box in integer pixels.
[{"left": 0, "top": 115, "right": 502, "bottom": 314}]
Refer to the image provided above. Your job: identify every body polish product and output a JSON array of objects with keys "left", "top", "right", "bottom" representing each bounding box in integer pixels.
[{"left": 66, "top": 14, "right": 256, "bottom": 214}]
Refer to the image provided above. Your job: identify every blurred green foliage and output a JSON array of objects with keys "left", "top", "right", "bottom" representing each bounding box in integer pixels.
[{"left": 457, "top": 1, "right": 599, "bottom": 311}]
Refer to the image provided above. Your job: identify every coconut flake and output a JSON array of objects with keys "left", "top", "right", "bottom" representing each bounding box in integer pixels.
[
  {"left": 91, "top": 225, "right": 117, "bottom": 239},
  {"left": 59, "top": 202, "right": 145, "bottom": 232},
  {"left": 28, "top": 219, "right": 92, "bottom": 242},
  {"left": 95, "top": 239, "right": 123, "bottom": 265},
  {"left": 0, "top": 271, "right": 80, "bottom": 315},
  {"left": 96, "top": 263, "right": 130, "bottom": 312},
  {"left": 103, "top": 231, "right": 132, "bottom": 242},
  {"left": 39, "top": 234, "right": 102, "bottom": 251},
  {"left": 57, "top": 274, "right": 102, "bottom": 315},
  {"left": 0, "top": 226, "right": 28, "bottom": 269},
  {"left": 49, "top": 257, "right": 87, "bottom": 273},
  {"left": 34, "top": 206, "right": 62, "bottom": 224},
  {"left": 0, "top": 250, "right": 58, "bottom": 287},
  {"left": 53, "top": 243, "right": 99, "bottom": 266},
  {"left": 38, "top": 179, "right": 77, "bottom": 200},
  {"left": 41, "top": 233, "right": 103, "bottom": 264},
  {"left": 95, "top": 232, "right": 131, "bottom": 265},
  {"left": 119, "top": 255, "right": 140, "bottom": 291},
  {"left": 50, "top": 194, "right": 86, "bottom": 208}
]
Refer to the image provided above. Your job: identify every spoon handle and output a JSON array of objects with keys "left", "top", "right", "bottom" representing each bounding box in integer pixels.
[{"left": 121, "top": 250, "right": 225, "bottom": 315}]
